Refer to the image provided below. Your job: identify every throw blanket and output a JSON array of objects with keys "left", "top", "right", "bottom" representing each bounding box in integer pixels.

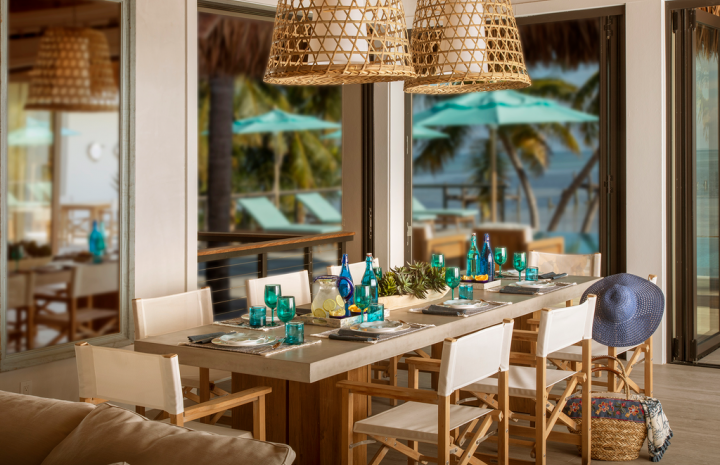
[{"left": 640, "top": 397, "right": 673, "bottom": 462}]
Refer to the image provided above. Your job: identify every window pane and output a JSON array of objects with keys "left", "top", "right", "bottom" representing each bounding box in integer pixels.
[
  {"left": 197, "top": 12, "right": 343, "bottom": 317},
  {"left": 5, "top": 0, "right": 121, "bottom": 354},
  {"left": 412, "top": 18, "right": 600, "bottom": 268}
]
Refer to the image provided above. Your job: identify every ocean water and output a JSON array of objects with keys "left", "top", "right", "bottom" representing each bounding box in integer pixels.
[{"left": 413, "top": 148, "right": 600, "bottom": 254}]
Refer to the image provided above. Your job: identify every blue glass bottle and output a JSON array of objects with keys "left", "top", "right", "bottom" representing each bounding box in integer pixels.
[
  {"left": 361, "top": 253, "right": 378, "bottom": 304},
  {"left": 466, "top": 233, "right": 480, "bottom": 276},
  {"left": 479, "top": 233, "right": 495, "bottom": 281},
  {"left": 88, "top": 220, "right": 106, "bottom": 264},
  {"left": 339, "top": 253, "right": 354, "bottom": 314}
]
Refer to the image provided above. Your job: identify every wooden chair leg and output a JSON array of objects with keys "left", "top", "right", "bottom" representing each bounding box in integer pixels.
[
  {"left": 408, "top": 363, "right": 419, "bottom": 465},
  {"left": 438, "top": 395, "right": 451, "bottom": 465},
  {"left": 498, "top": 370, "right": 509, "bottom": 465},
  {"left": 252, "top": 395, "right": 266, "bottom": 441},
  {"left": 367, "top": 364, "right": 373, "bottom": 416},
  {"left": 607, "top": 346, "right": 618, "bottom": 392},
  {"left": 535, "top": 356, "right": 547, "bottom": 465},
  {"left": 582, "top": 339, "right": 592, "bottom": 465},
  {"left": 136, "top": 406, "right": 146, "bottom": 416},
  {"left": 645, "top": 336, "right": 654, "bottom": 397}
]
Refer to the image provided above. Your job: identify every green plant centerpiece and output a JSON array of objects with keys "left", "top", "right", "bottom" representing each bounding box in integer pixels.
[{"left": 378, "top": 262, "right": 447, "bottom": 299}]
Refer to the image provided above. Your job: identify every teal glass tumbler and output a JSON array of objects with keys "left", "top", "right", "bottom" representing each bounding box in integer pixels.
[
  {"left": 286, "top": 322, "right": 304, "bottom": 345},
  {"left": 373, "top": 266, "right": 383, "bottom": 281},
  {"left": 248, "top": 306, "right": 266, "bottom": 328},
  {"left": 459, "top": 284, "right": 474, "bottom": 300},
  {"left": 526, "top": 267, "right": 539, "bottom": 282},
  {"left": 368, "top": 303, "right": 385, "bottom": 322},
  {"left": 431, "top": 253, "right": 446, "bottom": 270}
]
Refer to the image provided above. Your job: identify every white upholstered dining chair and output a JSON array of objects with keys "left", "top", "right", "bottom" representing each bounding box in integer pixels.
[
  {"left": 465, "top": 297, "right": 596, "bottom": 465},
  {"left": 326, "top": 258, "right": 379, "bottom": 285},
  {"left": 133, "top": 288, "right": 230, "bottom": 406},
  {"left": 544, "top": 274, "right": 658, "bottom": 397},
  {"left": 338, "top": 320, "right": 514, "bottom": 465},
  {"left": 74, "top": 342, "right": 270, "bottom": 439},
  {"left": 245, "top": 270, "right": 312, "bottom": 307}
]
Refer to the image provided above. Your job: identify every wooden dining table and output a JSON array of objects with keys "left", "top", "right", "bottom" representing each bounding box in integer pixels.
[{"left": 134, "top": 276, "right": 600, "bottom": 465}]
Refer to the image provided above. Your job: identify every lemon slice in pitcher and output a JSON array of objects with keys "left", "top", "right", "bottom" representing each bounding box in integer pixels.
[
  {"left": 312, "top": 304, "right": 327, "bottom": 317},
  {"left": 336, "top": 295, "right": 345, "bottom": 307},
  {"left": 323, "top": 299, "right": 337, "bottom": 312}
]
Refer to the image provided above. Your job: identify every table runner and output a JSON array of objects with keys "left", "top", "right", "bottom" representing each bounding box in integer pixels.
[
  {"left": 214, "top": 318, "right": 285, "bottom": 332},
  {"left": 179, "top": 338, "right": 320, "bottom": 356},
  {"left": 310, "top": 322, "right": 434, "bottom": 344},
  {"left": 488, "top": 281, "right": 577, "bottom": 295},
  {"left": 408, "top": 300, "right": 510, "bottom": 317}
]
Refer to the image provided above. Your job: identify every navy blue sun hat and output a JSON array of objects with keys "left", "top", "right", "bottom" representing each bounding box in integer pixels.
[{"left": 580, "top": 273, "right": 664, "bottom": 347}]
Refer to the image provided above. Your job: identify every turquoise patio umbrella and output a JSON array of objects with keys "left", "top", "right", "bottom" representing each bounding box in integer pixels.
[
  {"left": 232, "top": 109, "right": 340, "bottom": 206},
  {"left": 8, "top": 117, "right": 80, "bottom": 146},
  {"left": 414, "top": 90, "right": 598, "bottom": 222},
  {"left": 322, "top": 125, "right": 449, "bottom": 141}
]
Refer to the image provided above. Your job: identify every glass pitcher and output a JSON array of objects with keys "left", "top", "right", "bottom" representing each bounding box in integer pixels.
[{"left": 311, "top": 275, "right": 354, "bottom": 318}]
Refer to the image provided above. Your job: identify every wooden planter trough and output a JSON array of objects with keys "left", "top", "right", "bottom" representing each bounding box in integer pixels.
[{"left": 378, "top": 289, "right": 447, "bottom": 311}]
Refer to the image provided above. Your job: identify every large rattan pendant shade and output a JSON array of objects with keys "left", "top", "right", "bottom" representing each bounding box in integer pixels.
[
  {"left": 405, "top": 0, "right": 531, "bottom": 94},
  {"left": 264, "top": 0, "right": 416, "bottom": 85},
  {"left": 25, "top": 27, "right": 119, "bottom": 112}
]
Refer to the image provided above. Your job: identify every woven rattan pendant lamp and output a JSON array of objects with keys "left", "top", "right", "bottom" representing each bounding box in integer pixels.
[
  {"left": 264, "top": 0, "right": 416, "bottom": 85},
  {"left": 25, "top": 27, "right": 119, "bottom": 112},
  {"left": 405, "top": 0, "right": 531, "bottom": 94}
]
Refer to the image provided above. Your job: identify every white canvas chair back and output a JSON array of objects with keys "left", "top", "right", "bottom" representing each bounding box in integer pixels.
[
  {"left": 528, "top": 251, "right": 601, "bottom": 277},
  {"left": 438, "top": 321, "right": 514, "bottom": 397},
  {"left": 537, "top": 295, "right": 597, "bottom": 357},
  {"left": 75, "top": 343, "right": 184, "bottom": 415},
  {"left": 8, "top": 272, "right": 34, "bottom": 308},
  {"left": 71, "top": 262, "right": 119, "bottom": 298},
  {"left": 133, "top": 288, "right": 214, "bottom": 340},
  {"left": 246, "top": 270, "right": 311, "bottom": 307},
  {"left": 327, "top": 258, "right": 380, "bottom": 285}
]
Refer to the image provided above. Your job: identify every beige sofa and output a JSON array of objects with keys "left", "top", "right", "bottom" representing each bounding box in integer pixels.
[{"left": 0, "top": 390, "right": 296, "bottom": 465}]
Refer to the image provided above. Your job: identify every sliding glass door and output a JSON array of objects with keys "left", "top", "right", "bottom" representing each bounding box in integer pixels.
[{"left": 673, "top": 8, "right": 720, "bottom": 363}]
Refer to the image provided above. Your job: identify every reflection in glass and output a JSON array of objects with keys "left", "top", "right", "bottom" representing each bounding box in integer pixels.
[
  {"left": 5, "top": 0, "right": 121, "bottom": 353},
  {"left": 695, "top": 24, "right": 720, "bottom": 342}
]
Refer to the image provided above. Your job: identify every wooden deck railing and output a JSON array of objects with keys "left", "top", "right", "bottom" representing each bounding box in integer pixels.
[{"left": 198, "top": 231, "right": 354, "bottom": 317}]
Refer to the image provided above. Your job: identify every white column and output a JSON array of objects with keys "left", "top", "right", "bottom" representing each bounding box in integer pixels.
[
  {"left": 134, "top": 0, "right": 197, "bottom": 298},
  {"left": 374, "top": 81, "right": 406, "bottom": 270}
]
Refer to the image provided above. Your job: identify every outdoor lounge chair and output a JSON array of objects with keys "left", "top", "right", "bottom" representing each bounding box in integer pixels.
[
  {"left": 296, "top": 192, "right": 342, "bottom": 224},
  {"left": 237, "top": 197, "right": 341, "bottom": 234},
  {"left": 413, "top": 197, "right": 476, "bottom": 228}
]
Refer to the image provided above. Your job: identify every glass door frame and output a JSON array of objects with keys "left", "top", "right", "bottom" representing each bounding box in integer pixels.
[{"left": 670, "top": 5, "right": 720, "bottom": 363}]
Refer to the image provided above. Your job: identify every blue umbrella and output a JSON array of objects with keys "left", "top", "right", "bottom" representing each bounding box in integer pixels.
[
  {"left": 414, "top": 90, "right": 598, "bottom": 222},
  {"left": 232, "top": 109, "right": 340, "bottom": 205},
  {"left": 321, "top": 125, "right": 449, "bottom": 141}
]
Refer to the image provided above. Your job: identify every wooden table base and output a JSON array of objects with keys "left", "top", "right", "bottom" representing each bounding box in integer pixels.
[{"left": 232, "top": 366, "right": 369, "bottom": 465}]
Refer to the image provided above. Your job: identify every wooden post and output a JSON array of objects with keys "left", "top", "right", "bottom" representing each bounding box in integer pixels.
[
  {"left": 582, "top": 339, "right": 592, "bottom": 465},
  {"left": 490, "top": 126, "right": 498, "bottom": 223},
  {"left": 342, "top": 389, "right": 354, "bottom": 465},
  {"left": 389, "top": 355, "right": 399, "bottom": 407},
  {"left": 253, "top": 395, "right": 266, "bottom": 441},
  {"left": 258, "top": 253, "right": 268, "bottom": 278},
  {"left": 199, "top": 368, "right": 211, "bottom": 424},
  {"left": 535, "top": 356, "right": 547, "bottom": 465}
]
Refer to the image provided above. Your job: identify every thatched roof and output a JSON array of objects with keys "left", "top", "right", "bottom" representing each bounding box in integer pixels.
[
  {"left": 518, "top": 18, "right": 600, "bottom": 69},
  {"left": 198, "top": 13, "right": 273, "bottom": 79}
]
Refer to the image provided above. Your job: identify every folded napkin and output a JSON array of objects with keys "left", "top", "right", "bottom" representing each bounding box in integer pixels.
[
  {"left": 499, "top": 286, "right": 538, "bottom": 295},
  {"left": 187, "top": 331, "right": 230, "bottom": 344},
  {"left": 329, "top": 334, "right": 378, "bottom": 343},
  {"left": 337, "top": 328, "right": 387, "bottom": 338},
  {"left": 422, "top": 305, "right": 467, "bottom": 317},
  {"left": 539, "top": 272, "right": 568, "bottom": 280}
]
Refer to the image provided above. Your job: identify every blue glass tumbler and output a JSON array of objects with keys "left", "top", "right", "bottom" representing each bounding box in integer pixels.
[
  {"left": 249, "top": 306, "right": 266, "bottom": 328},
  {"left": 286, "top": 322, "right": 304, "bottom": 345},
  {"left": 368, "top": 303, "right": 385, "bottom": 322},
  {"left": 459, "top": 284, "right": 474, "bottom": 300}
]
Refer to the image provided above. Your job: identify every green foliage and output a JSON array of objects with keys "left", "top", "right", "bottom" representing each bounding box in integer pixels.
[{"left": 378, "top": 262, "right": 446, "bottom": 299}]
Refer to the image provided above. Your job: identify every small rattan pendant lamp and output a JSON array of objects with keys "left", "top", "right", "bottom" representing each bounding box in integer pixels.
[
  {"left": 25, "top": 27, "right": 119, "bottom": 112},
  {"left": 405, "top": 0, "right": 531, "bottom": 94},
  {"left": 264, "top": 0, "right": 416, "bottom": 85}
]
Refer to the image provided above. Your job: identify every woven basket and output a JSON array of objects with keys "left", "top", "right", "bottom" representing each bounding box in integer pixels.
[{"left": 567, "top": 356, "right": 647, "bottom": 461}]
